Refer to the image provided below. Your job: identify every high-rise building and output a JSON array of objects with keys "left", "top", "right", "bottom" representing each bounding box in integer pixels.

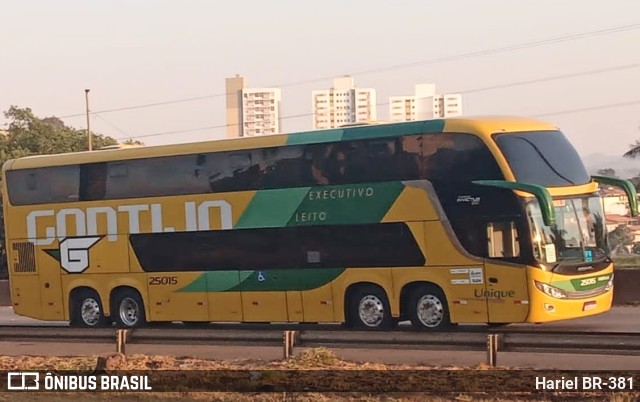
[
  {"left": 241, "top": 88, "right": 282, "bottom": 137},
  {"left": 389, "top": 84, "right": 462, "bottom": 122},
  {"left": 225, "top": 75, "right": 245, "bottom": 139},
  {"left": 312, "top": 76, "right": 376, "bottom": 129},
  {"left": 225, "top": 75, "right": 282, "bottom": 138}
]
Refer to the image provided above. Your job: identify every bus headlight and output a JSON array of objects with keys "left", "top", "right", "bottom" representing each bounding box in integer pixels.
[
  {"left": 605, "top": 273, "right": 614, "bottom": 292},
  {"left": 534, "top": 281, "right": 567, "bottom": 299}
]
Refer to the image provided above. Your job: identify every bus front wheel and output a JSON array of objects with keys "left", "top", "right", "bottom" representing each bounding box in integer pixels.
[
  {"left": 70, "top": 289, "right": 110, "bottom": 328},
  {"left": 112, "top": 289, "right": 147, "bottom": 328},
  {"left": 407, "top": 285, "right": 451, "bottom": 331},
  {"left": 348, "top": 285, "right": 393, "bottom": 330}
]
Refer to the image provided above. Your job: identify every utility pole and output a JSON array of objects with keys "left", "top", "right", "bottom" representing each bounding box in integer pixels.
[{"left": 85, "top": 89, "right": 92, "bottom": 151}]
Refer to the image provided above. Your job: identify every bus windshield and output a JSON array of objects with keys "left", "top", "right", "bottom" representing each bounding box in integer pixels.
[{"left": 527, "top": 196, "right": 607, "bottom": 268}]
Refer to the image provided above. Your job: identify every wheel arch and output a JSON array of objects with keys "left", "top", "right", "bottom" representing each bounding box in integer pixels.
[
  {"left": 109, "top": 285, "right": 148, "bottom": 321},
  {"left": 343, "top": 281, "right": 391, "bottom": 325},
  {"left": 399, "top": 281, "right": 447, "bottom": 320}
]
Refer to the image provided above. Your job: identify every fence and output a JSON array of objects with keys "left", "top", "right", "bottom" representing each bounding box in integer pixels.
[{"left": 0, "top": 326, "right": 638, "bottom": 367}]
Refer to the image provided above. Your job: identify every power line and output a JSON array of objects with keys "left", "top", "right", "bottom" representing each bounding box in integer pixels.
[
  {"left": 94, "top": 114, "right": 130, "bottom": 137},
  {"left": 112, "top": 99, "right": 640, "bottom": 142},
  {"left": 533, "top": 100, "right": 640, "bottom": 118},
  {"left": 112, "top": 111, "right": 313, "bottom": 141},
  {"left": 455, "top": 62, "right": 640, "bottom": 94},
  {"left": 111, "top": 65, "right": 640, "bottom": 141},
  {"left": 58, "top": 22, "right": 640, "bottom": 119}
]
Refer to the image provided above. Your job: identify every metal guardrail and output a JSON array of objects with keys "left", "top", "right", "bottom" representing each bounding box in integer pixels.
[{"left": 0, "top": 325, "right": 638, "bottom": 367}]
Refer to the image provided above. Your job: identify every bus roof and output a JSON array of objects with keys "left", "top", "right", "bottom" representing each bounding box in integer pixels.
[{"left": 2, "top": 116, "right": 557, "bottom": 171}]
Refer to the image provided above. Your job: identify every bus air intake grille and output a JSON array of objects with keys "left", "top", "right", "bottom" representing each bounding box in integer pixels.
[{"left": 12, "top": 242, "right": 36, "bottom": 273}]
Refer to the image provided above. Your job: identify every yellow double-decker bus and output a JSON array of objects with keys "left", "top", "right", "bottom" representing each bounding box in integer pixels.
[{"left": 2, "top": 116, "right": 636, "bottom": 330}]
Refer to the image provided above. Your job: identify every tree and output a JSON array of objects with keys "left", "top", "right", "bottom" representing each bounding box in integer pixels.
[
  {"left": 608, "top": 224, "right": 635, "bottom": 255},
  {"left": 596, "top": 168, "right": 617, "bottom": 178},
  {"left": 123, "top": 138, "right": 144, "bottom": 146},
  {"left": 0, "top": 106, "right": 117, "bottom": 164},
  {"left": 622, "top": 126, "right": 640, "bottom": 158},
  {"left": 0, "top": 106, "right": 119, "bottom": 278}
]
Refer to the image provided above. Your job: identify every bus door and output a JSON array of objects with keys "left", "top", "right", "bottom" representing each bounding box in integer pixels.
[{"left": 483, "top": 220, "right": 529, "bottom": 323}]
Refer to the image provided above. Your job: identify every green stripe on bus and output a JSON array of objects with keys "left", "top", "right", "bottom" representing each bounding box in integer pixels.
[
  {"left": 178, "top": 268, "right": 345, "bottom": 292},
  {"left": 235, "top": 188, "right": 310, "bottom": 228},
  {"left": 341, "top": 120, "right": 445, "bottom": 141},
  {"left": 288, "top": 182, "right": 405, "bottom": 226},
  {"left": 551, "top": 273, "right": 611, "bottom": 291},
  {"left": 229, "top": 268, "right": 345, "bottom": 291},
  {"left": 284, "top": 119, "right": 445, "bottom": 145},
  {"left": 285, "top": 129, "right": 344, "bottom": 145}
]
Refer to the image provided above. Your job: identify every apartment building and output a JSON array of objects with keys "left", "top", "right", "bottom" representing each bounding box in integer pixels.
[
  {"left": 312, "top": 76, "right": 377, "bottom": 129},
  {"left": 225, "top": 75, "right": 282, "bottom": 138},
  {"left": 241, "top": 87, "right": 281, "bottom": 137},
  {"left": 389, "top": 84, "right": 462, "bottom": 122}
]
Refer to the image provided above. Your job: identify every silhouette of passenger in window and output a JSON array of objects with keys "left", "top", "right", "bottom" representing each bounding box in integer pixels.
[{"left": 326, "top": 146, "right": 350, "bottom": 184}]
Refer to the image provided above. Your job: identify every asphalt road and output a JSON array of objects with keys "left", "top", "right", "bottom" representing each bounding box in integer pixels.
[
  {"left": 1, "top": 306, "right": 638, "bottom": 332},
  {"left": 0, "top": 307, "right": 638, "bottom": 370}
]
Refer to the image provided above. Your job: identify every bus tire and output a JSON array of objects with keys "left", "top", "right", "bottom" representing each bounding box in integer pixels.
[
  {"left": 70, "top": 289, "right": 110, "bottom": 328},
  {"left": 348, "top": 285, "right": 393, "bottom": 330},
  {"left": 112, "top": 288, "right": 147, "bottom": 328},
  {"left": 407, "top": 285, "right": 451, "bottom": 330}
]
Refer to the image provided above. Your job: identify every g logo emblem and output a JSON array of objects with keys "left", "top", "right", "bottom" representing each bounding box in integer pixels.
[{"left": 59, "top": 236, "right": 101, "bottom": 273}]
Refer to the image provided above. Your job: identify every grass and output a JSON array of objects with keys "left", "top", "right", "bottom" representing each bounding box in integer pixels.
[{"left": 0, "top": 349, "right": 637, "bottom": 402}]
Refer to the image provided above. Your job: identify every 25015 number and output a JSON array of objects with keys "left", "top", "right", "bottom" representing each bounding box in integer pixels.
[{"left": 149, "top": 276, "right": 178, "bottom": 286}]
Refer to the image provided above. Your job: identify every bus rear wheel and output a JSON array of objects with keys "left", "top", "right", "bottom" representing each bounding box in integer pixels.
[
  {"left": 348, "top": 285, "right": 393, "bottom": 330},
  {"left": 112, "top": 289, "right": 147, "bottom": 328},
  {"left": 407, "top": 285, "right": 451, "bottom": 330},
  {"left": 71, "top": 289, "right": 110, "bottom": 328}
]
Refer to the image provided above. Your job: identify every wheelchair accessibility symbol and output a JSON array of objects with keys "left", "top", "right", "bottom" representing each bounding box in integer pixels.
[{"left": 257, "top": 271, "right": 266, "bottom": 282}]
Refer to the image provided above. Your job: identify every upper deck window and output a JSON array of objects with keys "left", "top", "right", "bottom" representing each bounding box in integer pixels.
[
  {"left": 5, "top": 132, "right": 504, "bottom": 205},
  {"left": 494, "top": 130, "right": 590, "bottom": 187}
]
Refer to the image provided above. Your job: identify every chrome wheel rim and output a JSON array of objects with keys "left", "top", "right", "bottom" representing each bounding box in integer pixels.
[
  {"left": 80, "top": 298, "right": 101, "bottom": 326},
  {"left": 416, "top": 295, "right": 444, "bottom": 327},
  {"left": 358, "top": 295, "right": 384, "bottom": 327},
  {"left": 119, "top": 297, "right": 140, "bottom": 327}
]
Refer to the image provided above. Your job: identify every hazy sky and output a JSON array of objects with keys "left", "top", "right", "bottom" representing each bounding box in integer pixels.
[{"left": 1, "top": 1, "right": 639, "bottom": 157}]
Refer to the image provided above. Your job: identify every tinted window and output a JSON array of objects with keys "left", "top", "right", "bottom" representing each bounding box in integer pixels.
[
  {"left": 6, "top": 165, "right": 79, "bottom": 205},
  {"left": 419, "top": 133, "right": 503, "bottom": 182},
  {"left": 494, "top": 131, "right": 590, "bottom": 186},
  {"left": 79, "top": 163, "right": 107, "bottom": 201},
  {"left": 5, "top": 132, "right": 504, "bottom": 205},
  {"left": 130, "top": 223, "right": 425, "bottom": 272}
]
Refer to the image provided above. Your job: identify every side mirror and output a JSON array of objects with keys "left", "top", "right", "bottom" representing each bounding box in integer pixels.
[
  {"left": 472, "top": 180, "right": 555, "bottom": 226},
  {"left": 591, "top": 176, "right": 638, "bottom": 217}
]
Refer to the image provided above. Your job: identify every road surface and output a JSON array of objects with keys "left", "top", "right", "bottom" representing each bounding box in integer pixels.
[
  {"left": 1, "top": 306, "right": 638, "bottom": 332},
  {"left": 0, "top": 307, "right": 637, "bottom": 370}
]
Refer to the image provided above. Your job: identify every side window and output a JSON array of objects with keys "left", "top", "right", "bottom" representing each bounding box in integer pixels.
[
  {"left": 6, "top": 166, "right": 80, "bottom": 205},
  {"left": 107, "top": 155, "right": 211, "bottom": 198},
  {"left": 420, "top": 133, "right": 503, "bottom": 182},
  {"left": 130, "top": 222, "right": 425, "bottom": 271},
  {"left": 263, "top": 146, "right": 310, "bottom": 188},
  {"left": 79, "top": 163, "right": 107, "bottom": 201},
  {"left": 487, "top": 221, "right": 520, "bottom": 258},
  {"left": 303, "top": 136, "right": 422, "bottom": 186},
  {"left": 105, "top": 162, "right": 131, "bottom": 199}
]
